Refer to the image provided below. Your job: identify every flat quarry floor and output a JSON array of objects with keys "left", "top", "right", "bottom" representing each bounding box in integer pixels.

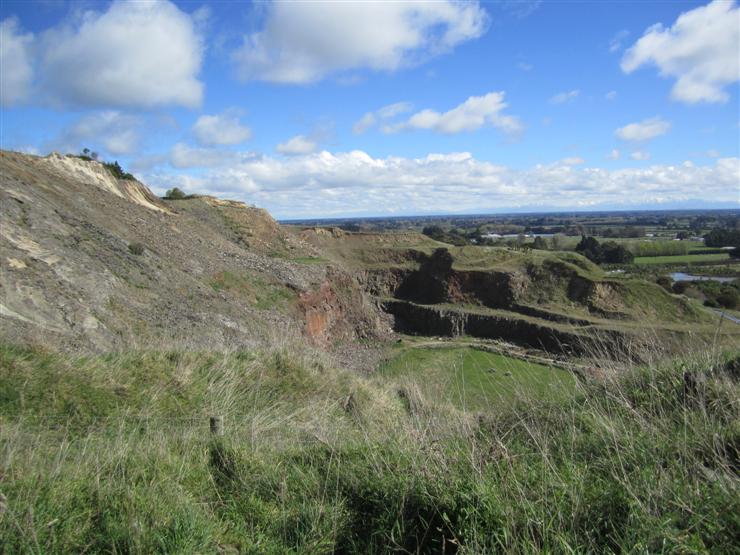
[{"left": 378, "top": 344, "right": 577, "bottom": 411}]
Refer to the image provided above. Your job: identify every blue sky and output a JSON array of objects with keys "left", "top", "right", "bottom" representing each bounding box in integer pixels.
[{"left": 1, "top": 0, "right": 738, "bottom": 218}]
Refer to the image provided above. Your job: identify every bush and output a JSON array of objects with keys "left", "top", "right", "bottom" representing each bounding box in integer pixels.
[
  {"left": 104, "top": 161, "right": 135, "bottom": 181},
  {"left": 128, "top": 243, "right": 145, "bottom": 255},
  {"left": 716, "top": 290, "right": 739, "bottom": 309},
  {"left": 672, "top": 281, "right": 691, "bottom": 295},
  {"left": 656, "top": 276, "right": 673, "bottom": 292}
]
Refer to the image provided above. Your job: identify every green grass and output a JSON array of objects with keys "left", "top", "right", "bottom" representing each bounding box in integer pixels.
[
  {"left": 378, "top": 346, "right": 575, "bottom": 410},
  {"left": 209, "top": 270, "right": 295, "bottom": 310},
  {"left": 1, "top": 342, "right": 739, "bottom": 553},
  {"left": 634, "top": 252, "right": 730, "bottom": 265}
]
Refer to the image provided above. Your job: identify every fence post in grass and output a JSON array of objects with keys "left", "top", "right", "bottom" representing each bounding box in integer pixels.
[{"left": 210, "top": 415, "right": 224, "bottom": 436}]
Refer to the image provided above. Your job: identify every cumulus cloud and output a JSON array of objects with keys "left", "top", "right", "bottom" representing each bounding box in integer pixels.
[
  {"left": 386, "top": 92, "right": 523, "bottom": 136},
  {"left": 193, "top": 111, "right": 252, "bottom": 146},
  {"left": 277, "top": 135, "right": 317, "bottom": 155},
  {"left": 621, "top": 0, "right": 740, "bottom": 103},
  {"left": 0, "top": 18, "right": 34, "bottom": 106},
  {"left": 605, "top": 91, "right": 617, "bottom": 101},
  {"left": 630, "top": 150, "right": 651, "bottom": 161},
  {"left": 39, "top": 0, "right": 203, "bottom": 108},
  {"left": 616, "top": 117, "right": 671, "bottom": 141},
  {"left": 549, "top": 89, "right": 580, "bottom": 105},
  {"left": 232, "top": 1, "right": 488, "bottom": 83},
  {"left": 608, "top": 149, "right": 621, "bottom": 160},
  {"left": 353, "top": 101, "right": 413, "bottom": 134},
  {"left": 141, "top": 149, "right": 740, "bottom": 218},
  {"left": 55, "top": 111, "right": 142, "bottom": 155}
]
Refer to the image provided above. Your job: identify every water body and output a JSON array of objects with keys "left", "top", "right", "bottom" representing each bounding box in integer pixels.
[{"left": 670, "top": 272, "right": 735, "bottom": 283}]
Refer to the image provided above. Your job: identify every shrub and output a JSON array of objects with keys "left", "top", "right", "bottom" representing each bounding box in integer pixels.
[
  {"left": 656, "top": 276, "right": 672, "bottom": 292},
  {"left": 672, "top": 281, "right": 691, "bottom": 295},
  {"left": 128, "top": 242, "right": 145, "bottom": 255},
  {"left": 716, "top": 289, "right": 739, "bottom": 309},
  {"left": 104, "top": 161, "right": 135, "bottom": 181}
]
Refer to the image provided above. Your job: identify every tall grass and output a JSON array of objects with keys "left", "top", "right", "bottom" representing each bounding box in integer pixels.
[{"left": 1, "top": 339, "right": 738, "bottom": 553}]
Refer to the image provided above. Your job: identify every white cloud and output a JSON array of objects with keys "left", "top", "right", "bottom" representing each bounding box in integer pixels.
[
  {"left": 0, "top": 18, "right": 34, "bottom": 107},
  {"left": 353, "top": 101, "right": 413, "bottom": 134},
  {"left": 193, "top": 111, "right": 252, "bottom": 146},
  {"left": 387, "top": 92, "right": 523, "bottom": 136},
  {"left": 630, "top": 150, "right": 651, "bottom": 161},
  {"left": 276, "top": 135, "right": 317, "bottom": 155},
  {"left": 517, "top": 62, "right": 534, "bottom": 71},
  {"left": 561, "top": 157, "right": 585, "bottom": 165},
  {"left": 605, "top": 91, "right": 617, "bottom": 101},
  {"left": 502, "top": 0, "right": 543, "bottom": 19},
  {"left": 232, "top": 1, "right": 488, "bottom": 83},
  {"left": 169, "top": 143, "right": 258, "bottom": 169},
  {"left": 608, "top": 149, "right": 621, "bottom": 160},
  {"left": 609, "top": 29, "right": 629, "bottom": 53},
  {"left": 706, "top": 149, "right": 720, "bottom": 158},
  {"left": 549, "top": 89, "right": 580, "bottom": 104},
  {"left": 39, "top": 0, "right": 203, "bottom": 108},
  {"left": 55, "top": 111, "right": 141, "bottom": 155},
  {"left": 142, "top": 150, "right": 740, "bottom": 218},
  {"left": 616, "top": 117, "right": 671, "bottom": 141},
  {"left": 621, "top": 0, "right": 740, "bottom": 103}
]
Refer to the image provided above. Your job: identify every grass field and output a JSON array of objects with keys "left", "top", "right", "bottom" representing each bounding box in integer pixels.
[
  {"left": 378, "top": 346, "right": 575, "bottom": 410},
  {"left": 2, "top": 342, "right": 739, "bottom": 553},
  {"left": 634, "top": 252, "right": 730, "bottom": 265}
]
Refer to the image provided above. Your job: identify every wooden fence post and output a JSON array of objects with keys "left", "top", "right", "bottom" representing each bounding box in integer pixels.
[{"left": 210, "top": 415, "right": 224, "bottom": 436}]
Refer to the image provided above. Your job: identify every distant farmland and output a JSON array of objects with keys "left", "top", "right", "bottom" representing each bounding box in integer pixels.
[{"left": 634, "top": 252, "right": 731, "bottom": 265}]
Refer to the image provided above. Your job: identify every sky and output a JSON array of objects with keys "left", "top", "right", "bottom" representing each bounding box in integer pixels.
[{"left": 1, "top": 0, "right": 739, "bottom": 219}]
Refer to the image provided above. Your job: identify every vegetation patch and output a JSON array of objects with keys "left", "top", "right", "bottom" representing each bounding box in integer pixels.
[
  {"left": 1, "top": 343, "right": 739, "bottom": 553},
  {"left": 378, "top": 346, "right": 576, "bottom": 410},
  {"left": 209, "top": 271, "right": 295, "bottom": 310}
]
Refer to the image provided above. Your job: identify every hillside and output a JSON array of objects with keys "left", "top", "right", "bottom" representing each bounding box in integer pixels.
[
  {"left": 2, "top": 150, "right": 735, "bottom": 358},
  {"left": 1, "top": 150, "right": 739, "bottom": 553},
  {"left": 0, "top": 151, "right": 385, "bottom": 356}
]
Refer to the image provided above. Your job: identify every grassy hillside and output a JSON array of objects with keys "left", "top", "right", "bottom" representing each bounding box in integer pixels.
[{"left": 2, "top": 342, "right": 738, "bottom": 553}]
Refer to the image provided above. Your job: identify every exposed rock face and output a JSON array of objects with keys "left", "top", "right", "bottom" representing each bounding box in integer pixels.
[
  {"left": 382, "top": 299, "right": 586, "bottom": 351},
  {"left": 0, "top": 151, "right": 386, "bottom": 351}
]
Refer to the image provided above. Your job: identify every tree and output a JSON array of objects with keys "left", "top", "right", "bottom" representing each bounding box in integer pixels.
[
  {"left": 165, "top": 187, "right": 187, "bottom": 200},
  {"left": 704, "top": 228, "right": 740, "bottom": 248},
  {"left": 576, "top": 235, "right": 603, "bottom": 263},
  {"left": 550, "top": 233, "right": 565, "bottom": 251},
  {"left": 533, "top": 236, "right": 548, "bottom": 250},
  {"left": 601, "top": 241, "right": 634, "bottom": 264}
]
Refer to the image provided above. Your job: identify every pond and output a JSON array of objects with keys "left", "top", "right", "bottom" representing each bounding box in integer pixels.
[{"left": 670, "top": 272, "right": 735, "bottom": 283}]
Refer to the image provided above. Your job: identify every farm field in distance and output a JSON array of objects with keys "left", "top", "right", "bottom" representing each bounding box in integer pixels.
[{"left": 634, "top": 252, "right": 730, "bottom": 265}]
